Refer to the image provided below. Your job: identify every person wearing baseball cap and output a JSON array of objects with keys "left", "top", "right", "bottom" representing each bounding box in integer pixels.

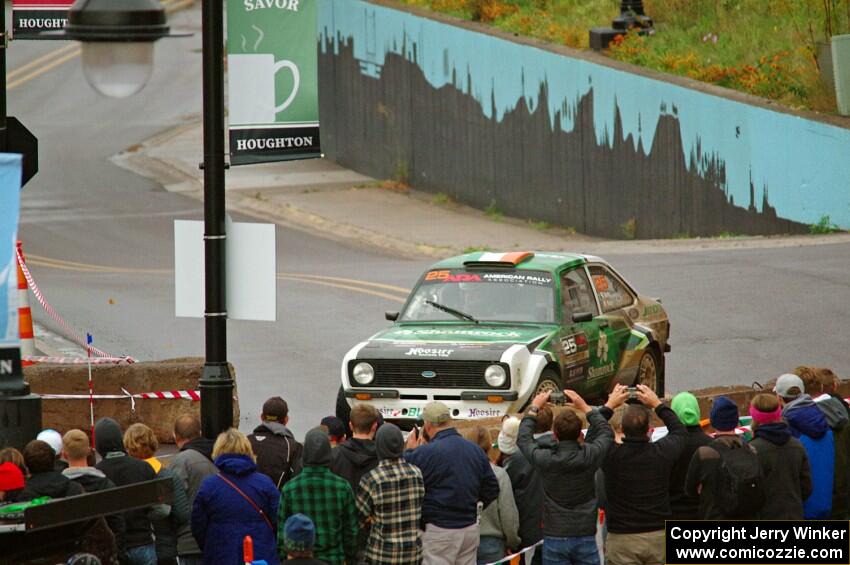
[
  {"left": 403, "top": 401, "right": 499, "bottom": 564},
  {"left": 36, "top": 429, "right": 68, "bottom": 471},
  {"left": 776, "top": 373, "right": 835, "bottom": 518},
  {"left": 248, "top": 396, "right": 304, "bottom": 489}
]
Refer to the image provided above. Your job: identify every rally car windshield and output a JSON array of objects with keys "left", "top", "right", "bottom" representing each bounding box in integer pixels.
[{"left": 400, "top": 269, "right": 556, "bottom": 324}]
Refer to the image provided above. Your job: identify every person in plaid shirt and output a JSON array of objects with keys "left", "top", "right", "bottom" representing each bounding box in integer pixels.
[
  {"left": 356, "top": 423, "right": 425, "bottom": 564},
  {"left": 279, "top": 427, "right": 358, "bottom": 565}
]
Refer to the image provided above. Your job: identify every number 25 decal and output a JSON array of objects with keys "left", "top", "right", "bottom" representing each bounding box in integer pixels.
[{"left": 561, "top": 336, "right": 577, "bottom": 355}]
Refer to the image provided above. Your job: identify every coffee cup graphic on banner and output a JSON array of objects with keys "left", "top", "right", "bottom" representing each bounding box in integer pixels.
[{"left": 228, "top": 53, "right": 300, "bottom": 125}]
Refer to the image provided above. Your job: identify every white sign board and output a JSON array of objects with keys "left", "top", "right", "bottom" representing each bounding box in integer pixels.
[{"left": 174, "top": 219, "right": 276, "bottom": 321}]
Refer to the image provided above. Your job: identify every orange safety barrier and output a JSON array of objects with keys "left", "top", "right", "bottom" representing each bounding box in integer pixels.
[{"left": 17, "top": 241, "right": 35, "bottom": 365}]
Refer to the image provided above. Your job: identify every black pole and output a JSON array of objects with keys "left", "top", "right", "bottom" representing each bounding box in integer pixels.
[
  {"left": 199, "top": 0, "right": 233, "bottom": 440},
  {"left": 0, "top": 6, "right": 42, "bottom": 450}
]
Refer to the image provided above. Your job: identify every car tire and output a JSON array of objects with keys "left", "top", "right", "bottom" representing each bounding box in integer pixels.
[
  {"left": 335, "top": 385, "right": 351, "bottom": 430},
  {"left": 522, "top": 368, "right": 563, "bottom": 410},
  {"left": 636, "top": 347, "right": 663, "bottom": 396}
]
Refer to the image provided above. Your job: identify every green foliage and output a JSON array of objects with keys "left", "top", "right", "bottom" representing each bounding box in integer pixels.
[
  {"left": 398, "top": 0, "right": 850, "bottom": 112},
  {"left": 620, "top": 217, "right": 637, "bottom": 239},
  {"left": 485, "top": 199, "right": 504, "bottom": 220},
  {"left": 531, "top": 219, "right": 551, "bottom": 230},
  {"left": 809, "top": 215, "right": 842, "bottom": 234},
  {"left": 433, "top": 192, "right": 453, "bottom": 205},
  {"left": 393, "top": 159, "right": 410, "bottom": 186}
]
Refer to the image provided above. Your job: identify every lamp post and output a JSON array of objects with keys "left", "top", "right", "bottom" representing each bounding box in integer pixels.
[
  {"left": 65, "top": 0, "right": 234, "bottom": 439},
  {"left": 0, "top": 0, "right": 42, "bottom": 451},
  {"left": 589, "top": 0, "right": 654, "bottom": 51}
]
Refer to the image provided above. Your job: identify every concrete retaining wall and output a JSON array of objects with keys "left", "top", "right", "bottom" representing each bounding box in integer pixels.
[
  {"left": 23, "top": 358, "right": 239, "bottom": 444},
  {"left": 317, "top": 0, "right": 850, "bottom": 238}
]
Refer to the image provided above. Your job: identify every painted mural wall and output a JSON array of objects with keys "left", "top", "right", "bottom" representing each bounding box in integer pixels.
[{"left": 317, "top": 0, "right": 850, "bottom": 238}]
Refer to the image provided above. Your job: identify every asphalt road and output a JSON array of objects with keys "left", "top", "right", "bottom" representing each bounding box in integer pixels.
[{"left": 10, "top": 3, "right": 850, "bottom": 438}]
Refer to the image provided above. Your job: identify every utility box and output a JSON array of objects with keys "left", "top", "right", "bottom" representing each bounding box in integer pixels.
[{"left": 832, "top": 34, "right": 850, "bottom": 116}]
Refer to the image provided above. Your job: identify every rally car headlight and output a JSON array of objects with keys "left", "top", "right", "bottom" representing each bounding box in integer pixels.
[
  {"left": 352, "top": 362, "right": 375, "bottom": 385},
  {"left": 484, "top": 364, "right": 507, "bottom": 387}
]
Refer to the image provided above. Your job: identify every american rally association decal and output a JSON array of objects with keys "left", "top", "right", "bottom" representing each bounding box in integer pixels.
[{"left": 423, "top": 270, "right": 552, "bottom": 287}]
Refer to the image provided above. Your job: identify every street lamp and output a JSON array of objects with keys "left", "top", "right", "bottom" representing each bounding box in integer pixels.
[
  {"left": 64, "top": 0, "right": 171, "bottom": 98},
  {"left": 61, "top": 0, "right": 234, "bottom": 440}
]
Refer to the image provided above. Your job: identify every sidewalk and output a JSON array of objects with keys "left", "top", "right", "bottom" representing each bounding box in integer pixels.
[{"left": 114, "top": 120, "right": 850, "bottom": 258}]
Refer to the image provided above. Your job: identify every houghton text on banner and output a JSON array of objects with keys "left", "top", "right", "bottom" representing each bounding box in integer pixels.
[
  {"left": 226, "top": 0, "right": 321, "bottom": 165},
  {"left": 12, "top": 0, "right": 74, "bottom": 39}
]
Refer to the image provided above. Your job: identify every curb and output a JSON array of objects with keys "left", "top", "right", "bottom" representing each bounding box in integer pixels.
[{"left": 115, "top": 122, "right": 850, "bottom": 259}]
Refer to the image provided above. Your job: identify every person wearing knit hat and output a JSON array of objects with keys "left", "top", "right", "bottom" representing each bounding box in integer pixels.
[
  {"left": 279, "top": 428, "right": 358, "bottom": 565},
  {"left": 668, "top": 392, "right": 712, "bottom": 520},
  {"left": 282, "top": 514, "right": 325, "bottom": 563},
  {"left": 355, "top": 424, "right": 425, "bottom": 564},
  {"left": 498, "top": 416, "right": 544, "bottom": 559},
  {"left": 0, "top": 461, "right": 25, "bottom": 502},
  {"left": 748, "top": 393, "right": 812, "bottom": 519},
  {"left": 685, "top": 396, "right": 760, "bottom": 519}
]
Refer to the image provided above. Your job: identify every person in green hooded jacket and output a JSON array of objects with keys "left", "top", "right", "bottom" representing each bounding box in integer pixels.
[{"left": 668, "top": 392, "right": 712, "bottom": 520}]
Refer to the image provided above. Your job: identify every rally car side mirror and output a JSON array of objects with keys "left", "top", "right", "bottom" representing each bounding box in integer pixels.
[
  {"left": 572, "top": 311, "right": 594, "bottom": 323},
  {"left": 385, "top": 311, "right": 400, "bottom": 321}
]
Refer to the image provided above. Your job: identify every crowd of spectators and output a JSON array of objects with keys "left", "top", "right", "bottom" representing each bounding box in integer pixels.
[{"left": 0, "top": 365, "right": 848, "bottom": 565}]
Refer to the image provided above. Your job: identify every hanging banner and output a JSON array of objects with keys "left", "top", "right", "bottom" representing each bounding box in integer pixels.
[
  {"left": 226, "top": 0, "right": 321, "bottom": 165},
  {"left": 12, "top": 0, "right": 74, "bottom": 39},
  {"left": 0, "top": 155, "right": 23, "bottom": 360}
]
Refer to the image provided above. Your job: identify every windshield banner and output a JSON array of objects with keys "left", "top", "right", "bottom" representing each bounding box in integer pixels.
[
  {"left": 226, "top": 0, "right": 321, "bottom": 165},
  {"left": 424, "top": 270, "right": 553, "bottom": 286},
  {"left": 12, "top": 0, "right": 74, "bottom": 39}
]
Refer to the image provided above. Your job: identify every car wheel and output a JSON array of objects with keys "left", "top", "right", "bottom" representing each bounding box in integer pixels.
[
  {"left": 335, "top": 385, "right": 351, "bottom": 429},
  {"left": 521, "top": 368, "right": 563, "bottom": 410},
  {"left": 636, "top": 348, "right": 662, "bottom": 396}
]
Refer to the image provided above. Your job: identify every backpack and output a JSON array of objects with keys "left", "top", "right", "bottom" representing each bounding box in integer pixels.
[{"left": 712, "top": 441, "right": 766, "bottom": 518}]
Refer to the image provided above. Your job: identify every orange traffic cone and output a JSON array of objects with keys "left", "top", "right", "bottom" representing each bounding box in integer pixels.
[{"left": 17, "top": 241, "right": 35, "bottom": 365}]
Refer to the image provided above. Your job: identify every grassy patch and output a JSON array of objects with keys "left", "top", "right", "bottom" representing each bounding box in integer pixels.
[
  {"left": 620, "top": 217, "right": 637, "bottom": 240},
  {"left": 398, "top": 0, "right": 850, "bottom": 113},
  {"left": 485, "top": 199, "right": 504, "bottom": 220},
  {"left": 531, "top": 219, "right": 552, "bottom": 231},
  {"left": 809, "top": 214, "right": 842, "bottom": 234},
  {"left": 433, "top": 192, "right": 454, "bottom": 205}
]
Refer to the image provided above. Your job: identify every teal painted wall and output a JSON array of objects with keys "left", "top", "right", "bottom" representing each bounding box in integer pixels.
[{"left": 318, "top": 0, "right": 850, "bottom": 232}]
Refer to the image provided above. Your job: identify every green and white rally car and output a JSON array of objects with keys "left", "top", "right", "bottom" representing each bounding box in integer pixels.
[{"left": 338, "top": 251, "right": 670, "bottom": 423}]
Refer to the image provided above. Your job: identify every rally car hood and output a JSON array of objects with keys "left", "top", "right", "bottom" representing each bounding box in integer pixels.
[{"left": 359, "top": 323, "right": 557, "bottom": 361}]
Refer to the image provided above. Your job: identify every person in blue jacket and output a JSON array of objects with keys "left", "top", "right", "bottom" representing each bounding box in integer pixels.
[
  {"left": 192, "top": 428, "right": 280, "bottom": 565},
  {"left": 777, "top": 373, "right": 835, "bottom": 519}
]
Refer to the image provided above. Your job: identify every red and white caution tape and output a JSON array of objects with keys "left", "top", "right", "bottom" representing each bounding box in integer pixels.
[
  {"left": 23, "top": 355, "right": 133, "bottom": 365},
  {"left": 16, "top": 247, "right": 135, "bottom": 362},
  {"left": 39, "top": 388, "right": 200, "bottom": 412}
]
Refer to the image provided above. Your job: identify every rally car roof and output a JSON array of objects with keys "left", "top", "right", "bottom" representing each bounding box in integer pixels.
[{"left": 430, "top": 251, "right": 590, "bottom": 272}]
